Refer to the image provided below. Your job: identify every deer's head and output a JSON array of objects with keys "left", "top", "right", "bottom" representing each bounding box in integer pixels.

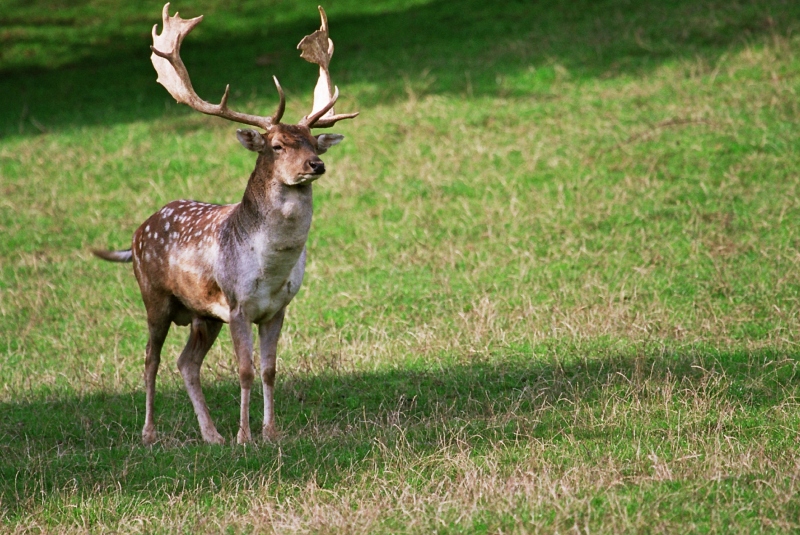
[
  {"left": 235, "top": 125, "right": 344, "bottom": 186},
  {"left": 150, "top": 3, "right": 357, "bottom": 186}
]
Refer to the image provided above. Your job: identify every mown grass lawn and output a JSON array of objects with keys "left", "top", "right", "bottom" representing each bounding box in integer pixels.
[{"left": 2, "top": 0, "right": 800, "bottom": 532}]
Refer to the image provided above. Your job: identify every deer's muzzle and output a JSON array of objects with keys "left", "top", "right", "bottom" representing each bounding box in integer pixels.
[{"left": 308, "top": 159, "right": 325, "bottom": 175}]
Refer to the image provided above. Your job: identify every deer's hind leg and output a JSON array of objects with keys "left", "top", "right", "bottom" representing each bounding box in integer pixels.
[
  {"left": 177, "top": 316, "right": 225, "bottom": 444},
  {"left": 142, "top": 302, "right": 172, "bottom": 445}
]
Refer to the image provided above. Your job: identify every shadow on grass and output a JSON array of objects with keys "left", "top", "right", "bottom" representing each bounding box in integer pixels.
[
  {"left": 3, "top": 0, "right": 798, "bottom": 137},
  {"left": 0, "top": 343, "right": 797, "bottom": 516}
]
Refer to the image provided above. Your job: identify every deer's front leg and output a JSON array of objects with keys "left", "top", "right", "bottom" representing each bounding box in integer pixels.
[
  {"left": 230, "top": 309, "right": 255, "bottom": 444},
  {"left": 259, "top": 307, "right": 286, "bottom": 441}
]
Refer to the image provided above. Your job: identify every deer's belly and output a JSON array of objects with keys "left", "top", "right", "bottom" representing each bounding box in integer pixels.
[
  {"left": 170, "top": 266, "right": 232, "bottom": 324},
  {"left": 165, "top": 241, "right": 232, "bottom": 323}
]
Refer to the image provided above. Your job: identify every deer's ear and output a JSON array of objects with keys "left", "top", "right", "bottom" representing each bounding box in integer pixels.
[
  {"left": 236, "top": 129, "right": 267, "bottom": 152},
  {"left": 315, "top": 133, "right": 344, "bottom": 154}
]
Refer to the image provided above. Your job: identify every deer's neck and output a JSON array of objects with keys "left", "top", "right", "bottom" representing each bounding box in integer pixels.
[{"left": 226, "top": 154, "right": 313, "bottom": 246}]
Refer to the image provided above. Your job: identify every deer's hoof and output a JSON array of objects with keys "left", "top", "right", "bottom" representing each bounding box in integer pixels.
[
  {"left": 142, "top": 427, "right": 158, "bottom": 445},
  {"left": 262, "top": 424, "right": 280, "bottom": 442},
  {"left": 202, "top": 430, "right": 226, "bottom": 445},
  {"left": 237, "top": 429, "right": 252, "bottom": 444}
]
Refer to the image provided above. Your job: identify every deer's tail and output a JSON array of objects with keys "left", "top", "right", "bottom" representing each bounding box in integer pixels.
[{"left": 92, "top": 249, "right": 133, "bottom": 263}]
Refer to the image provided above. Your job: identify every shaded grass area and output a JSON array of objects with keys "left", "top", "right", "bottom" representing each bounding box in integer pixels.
[
  {"left": 2, "top": 0, "right": 798, "bottom": 137},
  {"left": 2, "top": 343, "right": 799, "bottom": 530}
]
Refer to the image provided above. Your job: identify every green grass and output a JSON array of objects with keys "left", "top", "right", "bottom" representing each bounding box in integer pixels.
[{"left": 2, "top": 0, "right": 800, "bottom": 532}]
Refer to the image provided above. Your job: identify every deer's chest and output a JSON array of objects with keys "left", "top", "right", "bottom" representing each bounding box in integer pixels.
[
  {"left": 226, "top": 216, "right": 310, "bottom": 323},
  {"left": 236, "top": 244, "right": 306, "bottom": 323}
]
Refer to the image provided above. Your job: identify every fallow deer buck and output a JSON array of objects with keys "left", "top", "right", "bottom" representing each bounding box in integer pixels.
[{"left": 93, "top": 4, "right": 357, "bottom": 444}]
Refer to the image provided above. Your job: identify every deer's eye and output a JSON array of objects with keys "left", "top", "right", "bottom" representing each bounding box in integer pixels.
[{"left": 272, "top": 144, "right": 283, "bottom": 152}]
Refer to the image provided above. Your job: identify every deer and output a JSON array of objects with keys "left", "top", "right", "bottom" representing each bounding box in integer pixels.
[{"left": 93, "top": 3, "right": 357, "bottom": 445}]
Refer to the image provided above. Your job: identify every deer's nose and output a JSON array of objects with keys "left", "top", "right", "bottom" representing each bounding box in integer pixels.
[{"left": 308, "top": 159, "right": 325, "bottom": 174}]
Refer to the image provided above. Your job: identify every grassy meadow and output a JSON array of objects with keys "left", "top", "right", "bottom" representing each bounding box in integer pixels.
[{"left": 2, "top": 0, "right": 800, "bottom": 532}]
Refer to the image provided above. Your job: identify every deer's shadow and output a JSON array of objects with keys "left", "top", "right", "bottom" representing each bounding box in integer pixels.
[{"left": 0, "top": 345, "right": 796, "bottom": 516}]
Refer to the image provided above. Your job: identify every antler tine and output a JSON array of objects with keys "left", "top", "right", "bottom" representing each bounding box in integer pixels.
[
  {"left": 301, "top": 86, "right": 338, "bottom": 127},
  {"left": 151, "top": 3, "right": 281, "bottom": 131},
  {"left": 271, "top": 76, "right": 286, "bottom": 125},
  {"left": 308, "top": 110, "right": 360, "bottom": 129},
  {"left": 297, "top": 6, "right": 358, "bottom": 129},
  {"left": 300, "top": 87, "right": 360, "bottom": 128}
]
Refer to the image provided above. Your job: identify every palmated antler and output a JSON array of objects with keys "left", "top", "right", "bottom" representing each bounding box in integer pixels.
[
  {"left": 297, "top": 6, "right": 358, "bottom": 128},
  {"left": 151, "top": 3, "right": 285, "bottom": 130}
]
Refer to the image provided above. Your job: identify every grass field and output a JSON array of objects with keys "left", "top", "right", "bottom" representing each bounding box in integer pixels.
[{"left": 2, "top": 0, "right": 800, "bottom": 532}]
